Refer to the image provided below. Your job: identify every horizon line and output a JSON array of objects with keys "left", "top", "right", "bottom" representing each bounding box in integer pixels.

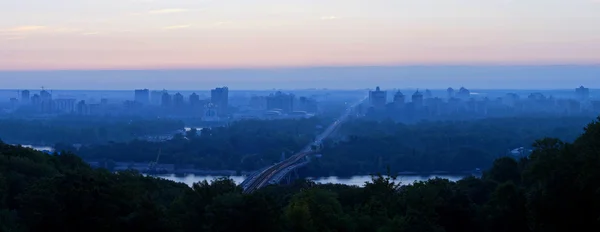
[
  {"left": 0, "top": 87, "right": 594, "bottom": 92},
  {"left": 2, "top": 63, "right": 600, "bottom": 72}
]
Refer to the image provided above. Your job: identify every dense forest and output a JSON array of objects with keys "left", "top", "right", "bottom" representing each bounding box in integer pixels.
[
  {"left": 69, "top": 116, "right": 592, "bottom": 175},
  {"left": 309, "top": 117, "right": 592, "bottom": 175},
  {"left": 0, "top": 116, "right": 184, "bottom": 145},
  {"left": 2, "top": 117, "right": 600, "bottom": 231},
  {"left": 70, "top": 118, "right": 324, "bottom": 170}
]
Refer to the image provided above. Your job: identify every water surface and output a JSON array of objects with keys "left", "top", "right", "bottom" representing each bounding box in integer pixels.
[{"left": 156, "top": 174, "right": 469, "bottom": 187}]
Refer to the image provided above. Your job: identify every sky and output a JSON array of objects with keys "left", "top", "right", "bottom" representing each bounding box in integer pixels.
[
  {"left": 1, "top": 66, "right": 599, "bottom": 90},
  {"left": 0, "top": 0, "right": 599, "bottom": 89},
  {"left": 1, "top": 0, "right": 600, "bottom": 71}
]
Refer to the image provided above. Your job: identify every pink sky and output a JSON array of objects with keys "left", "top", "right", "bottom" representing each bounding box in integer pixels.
[{"left": 1, "top": 0, "right": 600, "bottom": 70}]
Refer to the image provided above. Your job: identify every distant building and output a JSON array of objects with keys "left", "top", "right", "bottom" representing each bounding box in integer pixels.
[
  {"left": 393, "top": 91, "right": 405, "bottom": 108},
  {"left": 40, "top": 90, "right": 52, "bottom": 102},
  {"left": 503, "top": 93, "right": 520, "bottom": 107},
  {"left": 203, "top": 103, "right": 219, "bottom": 121},
  {"left": 369, "top": 86, "right": 387, "bottom": 109},
  {"left": 151, "top": 91, "right": 163, "bottom": 105},
  {"left": 173, "top": 93, "right": 184, "bottom": 108},
  {"left": 161, "top": 92, "right": 172, "bottom": 107},
  {"left": 211, "top": 87, "right": 229, "bottom": 116},
  {"left": 528, "top": 93, "right": 546, "bottom": 101},
  {"left": 457, "top": 87, "right": 471, "bottom": 99},
  {"left": 39, "top": 90, "right": 53, "bottom": 113},
  {"left": 54, "top": 99, "right": 76, "bottom": 113},
  {"left": 21, "top": 90, "right": 30, "bottom": 104},
  {"left": 31, "top": 94, "right": 41, "bottom": 105},
  {"left": 77, "top": 100, "right": 89, "bottom": 115},
  {"left": 189, "top": 93, "right": 200, "bottom": 107},
  {"left": 134, "top": 89, "right": 150, "bottom": 105},
  {"left": 424, "top": 89, "right": 433, "bottom": 98},
  {"left": 576, "top": 86, "right": 590, "bottom": 101},
  {"left": 267, "top": 91, "right": 295, "bottom": 113},
  {"left": 412, "top": 90, "right": 424, "bottom": 109},
  {"left": 298, "top": 97, "right": 318, "bottom": 113},
  {"left": 447, "top": 88, "right": 455, "bottom": 99}
]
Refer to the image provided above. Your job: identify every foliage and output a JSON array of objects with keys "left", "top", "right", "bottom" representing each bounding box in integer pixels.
[
  {"left": 0, "top": 117, "right": 184, "bottom": 145},
  {"left": 71, "top": 116, "right": 591, "bottom": 175},
  {"left": 2, "top": 117, "right": 600, "bottom": 232}
]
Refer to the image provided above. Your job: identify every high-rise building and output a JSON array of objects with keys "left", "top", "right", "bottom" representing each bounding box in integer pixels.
[
  {"left": 393, "top": 91, "right": 405, "bottom": 108},
  {"left": 447, "top": 88, "right": 455, "bottom": 99},
  {"left": 424, "top": 89, "right": 433, "bottom": 98},
  {"left": 189, "top": 93, "right": 200, "bottom": 107},
  {"left": 211, "top": 87, "right": 229, "bottom": 115},
  {"left": 266, "top": 91, "right": 295, "bottom": 113},
  {"left": 31, "top": 94, "right": 41, "bottom": 105},
  {"left": 40, "top": 90, "right": 53, "bottom": 113},
  {"left": 40, "top": 90, "right": 52, "bottom": 102},
  {"left": 21, "top": 90, "right": 30, "bottom": 104},
  {"left": 457, "top": 87, "right": 471, "bottom": 99},
  {"left": 54, "top": 99, "right": 77, "bottom": 113},
  {"left": 134, "top": 89, "right": 150, "bottom": 105},
  {"left": 151, "top": 91, "right": 163, "bottom": 105},
  {"left": 77, "top": 100, "right": 89, "bottom": 115},
  {"left": 576, "top": 86, "right": 590, "bottom": 101},
  {"left": 369, "top": 86, "right": 387, "bottom": 109},
  {"left": 161, "top": 92, "right": 172, "bottom": 107},
  {"left": 298, "top": 97, "right": 318, "bottom": 113},
  {"left": 173, "top": 93, "right": 184, "bottom": 108},
  {"left": 203, "top": 103, "right": 219, "bottom": 121},
  {"left": 412, "top": 90, "right": 424, "bottom": 109}
]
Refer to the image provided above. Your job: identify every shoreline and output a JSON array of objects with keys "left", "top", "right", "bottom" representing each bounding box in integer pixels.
[{"left": 145, "top": 170, "right": 480, "bottom": 179}]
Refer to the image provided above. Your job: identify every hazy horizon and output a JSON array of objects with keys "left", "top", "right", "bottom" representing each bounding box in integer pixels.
[{"left": 1, "top": 65, "right": 598, "bottom": 90}]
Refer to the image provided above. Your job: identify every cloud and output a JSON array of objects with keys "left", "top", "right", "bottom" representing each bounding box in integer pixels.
[
  {"left": 214, "top": 21, "right": 230, "bottom": 26},
  {"left": 163, "top": 25, "right": 191, "bottom": 30},
  {"left": 4, "top": 25, "right": 46, "bottom": 32},
  {"left": 148, "top": 8, "right": 190, "bottom": 14},
  {"left": 320, "top": 16, "right": 338, "bottom": 20},
  {"left": 3, "top": 36, "right": 26, "bottom": 41},
  {"left": 82, "top": 32, "right": 100, "bottom": 35},
  {"left": 54, "top": 27, "right": 81, "bottom": 33}
]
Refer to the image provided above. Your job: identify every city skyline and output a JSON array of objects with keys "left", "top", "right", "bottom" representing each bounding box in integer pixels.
[{"left": 1, "top": 0, "right": 600, "bottom": 70}]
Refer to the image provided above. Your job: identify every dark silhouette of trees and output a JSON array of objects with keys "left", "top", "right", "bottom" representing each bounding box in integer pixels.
[{"left": 2, "top": 117, "right": 600, "bottom": 232}]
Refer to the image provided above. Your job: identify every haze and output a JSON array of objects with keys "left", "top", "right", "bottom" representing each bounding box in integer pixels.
[{"left": 0, "top": 66, "right": 599, "bottom": 90}]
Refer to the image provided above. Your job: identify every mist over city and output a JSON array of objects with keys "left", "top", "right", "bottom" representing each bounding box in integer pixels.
[{"left": 2, "top": 0, "right": 600, "bottom": 231}]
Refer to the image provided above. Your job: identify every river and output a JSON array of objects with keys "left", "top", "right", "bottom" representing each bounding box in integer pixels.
[
  {"left": 155, "top": 174, "right": 469, "bottom": 187},
  {"left": 20, "top": 145, "right": 55, "bottom": 152},
  {"left": 20, "top": 144, "right": 471, "bottom": 186}
]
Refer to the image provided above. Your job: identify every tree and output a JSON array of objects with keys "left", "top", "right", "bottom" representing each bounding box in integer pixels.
[{"left": 484, "top": 182, "right": 529, "bottom": 232}]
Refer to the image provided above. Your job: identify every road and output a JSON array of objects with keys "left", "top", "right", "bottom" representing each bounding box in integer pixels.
[{"left": 242, "top": 97, "right": 366, "bottom": 193}]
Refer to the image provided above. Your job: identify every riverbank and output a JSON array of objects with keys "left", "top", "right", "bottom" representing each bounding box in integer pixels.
[
  {"left": 154, "top": 173, "right": 474, "bottom": 187},
  {"left": 86, "top": 160, "right": 482, "bottom": 178}
]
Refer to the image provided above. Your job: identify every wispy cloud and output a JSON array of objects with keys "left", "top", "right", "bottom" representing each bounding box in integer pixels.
[
  {"left": 54, "top": 27, "right": 81, "bottom": 33},
  {"left": 4, "top": 25, "right": 46, "bottom": 32},
  {"left": 163, "top": 25, "right": 191, "bottom": 30},
  {"left": 148, "top": 8, "right": 190, "bottom": 14},
  {"left": 82, "top": 32, "right": 100, "bottom": 35},
  {"left": 214, "top": 21, "right": 230, "bottom": 26},
  {"left": 3, "top": 36, "right": 26, "bottom": 41},
  {"left": 320, "top": 16, "right": 338, "bottom": 20}
]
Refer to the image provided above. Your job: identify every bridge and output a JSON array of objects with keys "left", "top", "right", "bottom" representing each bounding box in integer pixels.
[{"left": 242, "top": 97, "right": 365, "bottom": 193}]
